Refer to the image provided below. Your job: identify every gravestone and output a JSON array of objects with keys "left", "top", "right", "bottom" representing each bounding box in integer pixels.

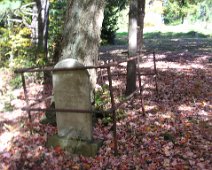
[
  {"left": 53, "top": 58, "right": 92, "bottom": 140},
  {"left": 47, "top": 59, "right": 102, "bottom": 156}
]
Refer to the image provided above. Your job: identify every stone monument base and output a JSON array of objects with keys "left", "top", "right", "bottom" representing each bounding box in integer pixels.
[{"left": 47, "top": 135, "right": 103, "bottom": 157}]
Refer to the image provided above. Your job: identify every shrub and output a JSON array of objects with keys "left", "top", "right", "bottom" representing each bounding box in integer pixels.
[{"left": 101, "top": 0, "right": 127, "bottom": 45}]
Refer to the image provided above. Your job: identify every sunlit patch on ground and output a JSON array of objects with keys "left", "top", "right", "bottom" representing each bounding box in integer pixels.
[{"left": 0, "top": 131, "right": 20, "bottom": 152}]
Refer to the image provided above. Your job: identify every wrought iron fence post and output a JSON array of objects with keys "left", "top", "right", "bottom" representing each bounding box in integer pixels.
[
  {"left": 153, "top": 52, "right": 159, "bottom": 97},
  {"left": 137, "top": 56, "right": 145, "bottom": 114},
  {"left": 107, "top": 66, "right": 118, "bottom": 156},
  {"left": 21, "top": 73, "right": 32, "bottom": 134}
]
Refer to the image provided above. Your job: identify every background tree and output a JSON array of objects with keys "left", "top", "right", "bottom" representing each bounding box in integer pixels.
[
  {"left": 163, "top": 0, "right": 185, "bottom": 24},
  {"left": 195, "top": 0, "right": 212, "bottom": 27},
  {"left": 101, "top": 0, "right": 127, "bottom": 44},
  {"left": 163, "top": 0, "right": 212, "bottom": 25},
  {"left": 126, "top": 0, "right": 138, "bottom": 95},
  {"left": 34, "top": 0, "right": 49, "bottom": 63},
  {"left": 137, "top": 0, "right": 146, "bottom": 52}
]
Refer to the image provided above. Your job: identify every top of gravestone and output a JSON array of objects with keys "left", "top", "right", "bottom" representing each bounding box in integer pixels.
[{"left": 54, "top": 58, "right": 84, "bottom": 69}]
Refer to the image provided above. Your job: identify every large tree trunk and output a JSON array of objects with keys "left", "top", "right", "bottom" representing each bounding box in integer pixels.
[
  {"left": 60, "top": 0, "right": 105, "bottom": 87},
  {"left": 126, "top": 0, "right": 138, "bottom": 96},
  {"left": 44, "top": 0, "right": 104, "bottom": 123},
  {"left": 137, "top": 0, "right": 145, "bottom": 52}
]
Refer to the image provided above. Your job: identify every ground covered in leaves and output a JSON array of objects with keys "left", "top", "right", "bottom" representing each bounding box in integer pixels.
[{"left": 0, "top": 38, "right": 212, "bottom": 169}]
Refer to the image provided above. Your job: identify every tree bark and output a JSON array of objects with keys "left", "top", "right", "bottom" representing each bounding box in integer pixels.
[
  {"left": 60, "top": 0, "right": 105, "bottom": 87},
  {"left": 31, "top": 4, "right": 38, "bottom": 45},
  {"left": 35, "top": 0, "right": 49, "bottom": 62},
  {"left": 137, "top": 0, "right": 145, "bottom": 52},
  {"left": 126, "top": 0, "right": 138, "bottom": 96}
]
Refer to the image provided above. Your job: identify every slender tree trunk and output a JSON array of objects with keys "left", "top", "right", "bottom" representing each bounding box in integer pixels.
[
  {"left": 126, "top": 0, "right": 138, "bottom": 96},
  {"left": 60, "top": 0, "right": 105, "bottom": 88},
  {"left": 34, "top": 0, "right": 50, "bottom": 89},
  {"left": 31, "top": 4, "right": 38, "bottom": 45},
  {"left": 35, "top": 0, "right": 49, "bottom": 62},
  {"left": 8, "top": 14, "right": 14, "bottom": 67},
  {"left": 137, "top": 0, "right": 145, "bottom": 52}
]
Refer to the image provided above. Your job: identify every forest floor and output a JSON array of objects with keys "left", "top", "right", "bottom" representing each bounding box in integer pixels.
[{"left": 0, "top": 37, "right": 212, "bottom": 169}]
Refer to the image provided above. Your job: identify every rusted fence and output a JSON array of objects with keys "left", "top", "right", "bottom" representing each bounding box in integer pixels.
[{"left": 15, "top": 53, "right": 158, "bottom": 155}]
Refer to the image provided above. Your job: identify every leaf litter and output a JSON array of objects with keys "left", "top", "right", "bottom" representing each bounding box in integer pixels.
[{"left": 0, "top": 44, "right": 212, "bottom": 169}]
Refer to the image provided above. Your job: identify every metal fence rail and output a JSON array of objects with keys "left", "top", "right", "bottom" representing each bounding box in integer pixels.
[{"left": 15, "top": 53, "right": 158, "bottom": 155}]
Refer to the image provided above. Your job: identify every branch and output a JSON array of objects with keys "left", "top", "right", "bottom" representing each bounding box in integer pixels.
[{"left": 20, "top": 2, "right": 37, "bottom": 16}]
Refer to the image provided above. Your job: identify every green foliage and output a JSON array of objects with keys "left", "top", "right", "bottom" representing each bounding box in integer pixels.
[
  {"left": 0, "top": 25, "right": 33, "bottom": 67},
  {"left": 1, "top": 91, "right": 15, "bottom": 111},
  {"left": 101, "top": 0, "right": 128, "bottom": 45},
  {"left": 9, "top": 74, "right": 22, "bottom": 89},
  {"left": 101, "top": 109, "right": 126, "bottom": 126},
  {"left": 196, "top": 0, "right": 212, "bottom": 22},
  {"left": 95, "top": 84, "right": 110, "bottom": 111},
  {"left": 94, "top": 84, "right": 126, "bottom": 125},
  {"left": 0, "top": 0, "right": 68, "bottom": 69},
  {"left": 4, "top": 99, "right": 14, "bottom": 111},
  {"left": 48, "top": 0, "right": 67, "bottom": 63},
  {"left": 101, "top": 5, "right": 118, "bottom": 44},
  {"left": 163, "top": 0, "right": 212, "bottom": 24},
  {"left": 163, "top": 132, "right": 175, "bottom": 143},
  {"left": 163, "top": 0, "right": 185, "bottom": 25},
  {"left": 0, "top": 0, "right": 21, "bottom": 20},
  {"left": 115, "top": 32, "right": 128, "bottom": 45},
  {"left": 144, "top": 31, "right": 208, "bottom": 39},
  {"left": 0, "top": 0, "right": 38, "bottom": 68}
]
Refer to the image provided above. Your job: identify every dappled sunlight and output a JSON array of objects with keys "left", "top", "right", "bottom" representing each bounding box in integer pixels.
[
  {"left": 0, "top": 131, "right": 20, "bottom": 152},
  {"left": 0, "top": 110, "right": 26, "bottom": 153},
  {"left": 144, "top": 104, "right": 158, "bottom": 113},
  {"left": 0, "top": 29, "right": 211, "bottom": 169},
  {"left": 119, "top": 62, "right": 127, "bottom": 67},
  {"left": 112, "top": 79, "right": 122, "bottom": 87},
  {"left": 0, "top": 110, "right": 23, "bottom": 122},
  {"left": 178, "top": 104, "right": 193, "bottom": 112},
  {"left": 156, "top": 60, "right": 204, "bottom": 70}
]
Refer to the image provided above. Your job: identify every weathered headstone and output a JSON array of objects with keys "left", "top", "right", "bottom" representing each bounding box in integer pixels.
[
  {"left": 47, "top": 59, "right": 102, "bottom": 156},
  {"left": 53, "top": 58, "right": 92, "bottom": 140}
]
